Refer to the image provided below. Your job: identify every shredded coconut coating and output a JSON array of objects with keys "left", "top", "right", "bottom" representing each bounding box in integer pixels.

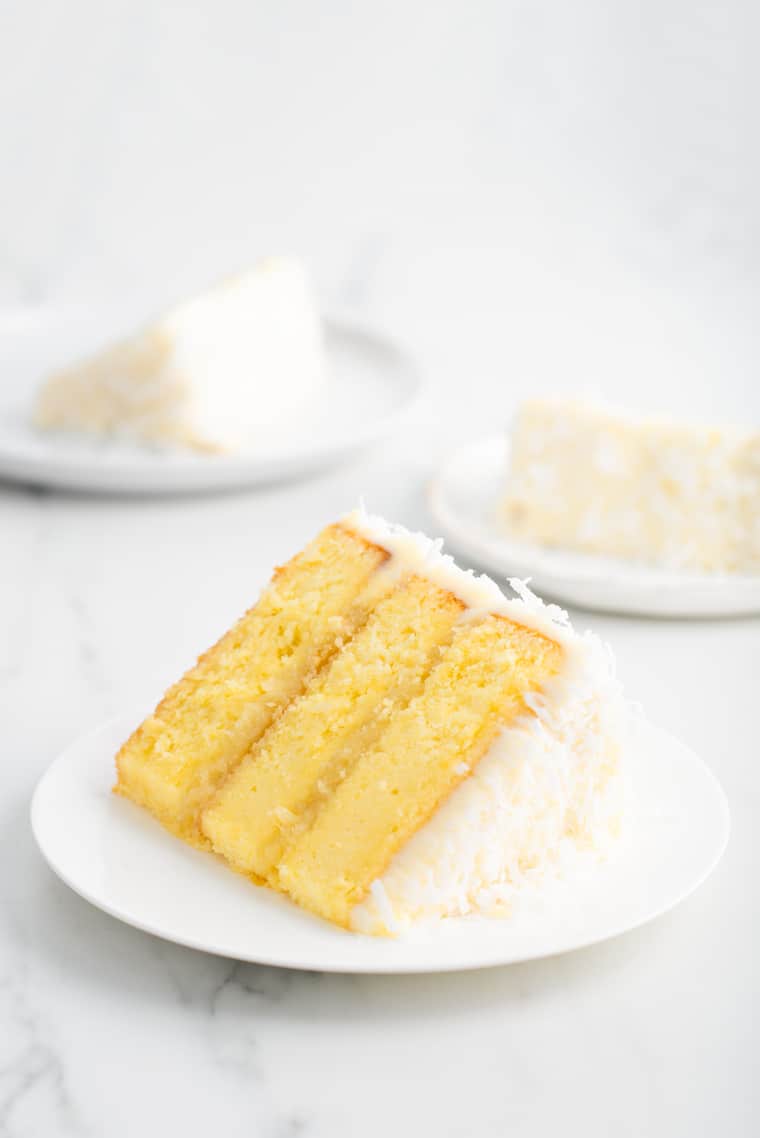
[
  {"left": 502, "top": 399, "right": 760, "bottom": 573},
  {"left": 343, "top": 507, "right": 629, "bottom": 935}
]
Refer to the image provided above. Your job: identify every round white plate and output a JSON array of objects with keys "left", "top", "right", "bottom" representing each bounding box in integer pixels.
[
  {"left": 31, "top": 711, "right": 729, "bottom": 973},
  {"left": 0, "top": 307, "right": 420, "bottom": 494},
  {"left": 430, "top": 436, "right": 760, "bottom": 617}
]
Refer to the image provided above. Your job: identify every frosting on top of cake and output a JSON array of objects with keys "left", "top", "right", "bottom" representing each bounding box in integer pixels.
[{"left": 343, "top": 505, "right": 576, "bottom": 647}]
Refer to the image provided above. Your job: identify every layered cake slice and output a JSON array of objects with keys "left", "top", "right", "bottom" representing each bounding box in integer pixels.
[
  {"left": 34, "top": 257, "right": 324, "bottom": 452},
  {"left": 115, "top": 523, "right": 390, "bottom": 845},
  {"left": 115, "top": 510, "right": 627, "bottom": 935},
  {"left": 502, "top": 398, "right": 760, "bottom": 572}
]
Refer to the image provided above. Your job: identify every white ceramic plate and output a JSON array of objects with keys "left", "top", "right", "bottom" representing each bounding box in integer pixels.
[
  {"left": 31, "top": 711, "right": 729, "bottom": 973},
  {"left": 0, "top": 307, "right": 420, "bottom": 494},
  {"left": 430, "top": 436, "right": 760, "bottom": 617}
]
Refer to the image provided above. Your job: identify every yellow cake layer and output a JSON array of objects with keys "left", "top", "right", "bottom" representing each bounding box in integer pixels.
[
  {"left": 278, "top": 615, "right": 562, "bottom": 928},
  {"left": 201, "top": 575, "right": 465, "bottom": 878},
  {"left": 114, "top": 524, "right": 388, "bottom": 844}
]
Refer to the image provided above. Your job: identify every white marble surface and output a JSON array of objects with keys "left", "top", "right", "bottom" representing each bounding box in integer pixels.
[
  {"left": 2, "top": 437, "right": 758, "bottom": 1137},
  {"left": 1, "top": 2, "right": 759, "bottom": 1134}
]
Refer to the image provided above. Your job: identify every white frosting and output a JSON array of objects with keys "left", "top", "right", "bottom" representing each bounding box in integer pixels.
[
  {"left": 342, "top": 508, "right": 629, "bottom": 936},
  {"left": 351, "top": 642, "right": 626, "bottom": 934},
  {"left": 343, "top": 506, "right": 578, "bottom": 649},
  {"left": 34, "top": 257, "right": 325, "bottom": 452},
  {"left": 503, "top": 398, "right": 760, "bottom": 573}
]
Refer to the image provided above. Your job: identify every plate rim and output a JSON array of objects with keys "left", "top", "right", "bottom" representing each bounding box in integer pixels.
[
  {"left": 429, "top": 434, "right": 760, "bottom": 617},
  {"left": 0, "top": 308, "right": 422, "bottom": 494},
  {"left": 30, "top": 711, "right": 731, "bottom": 974}
]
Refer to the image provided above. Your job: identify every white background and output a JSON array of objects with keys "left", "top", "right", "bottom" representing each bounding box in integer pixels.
[{"left": 1, "top": 3, "right": 758, "bottom": 1135}]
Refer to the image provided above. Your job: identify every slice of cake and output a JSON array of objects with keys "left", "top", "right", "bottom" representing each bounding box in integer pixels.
[
  {"left": 34, "top": 257, "right": 324, "bottom": 452},
  {"left": 115, "top": 509, "right": 628, "bottom": 935},
  {"left": 502, "top": 398, "right": 760, "bottom": 572}
]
